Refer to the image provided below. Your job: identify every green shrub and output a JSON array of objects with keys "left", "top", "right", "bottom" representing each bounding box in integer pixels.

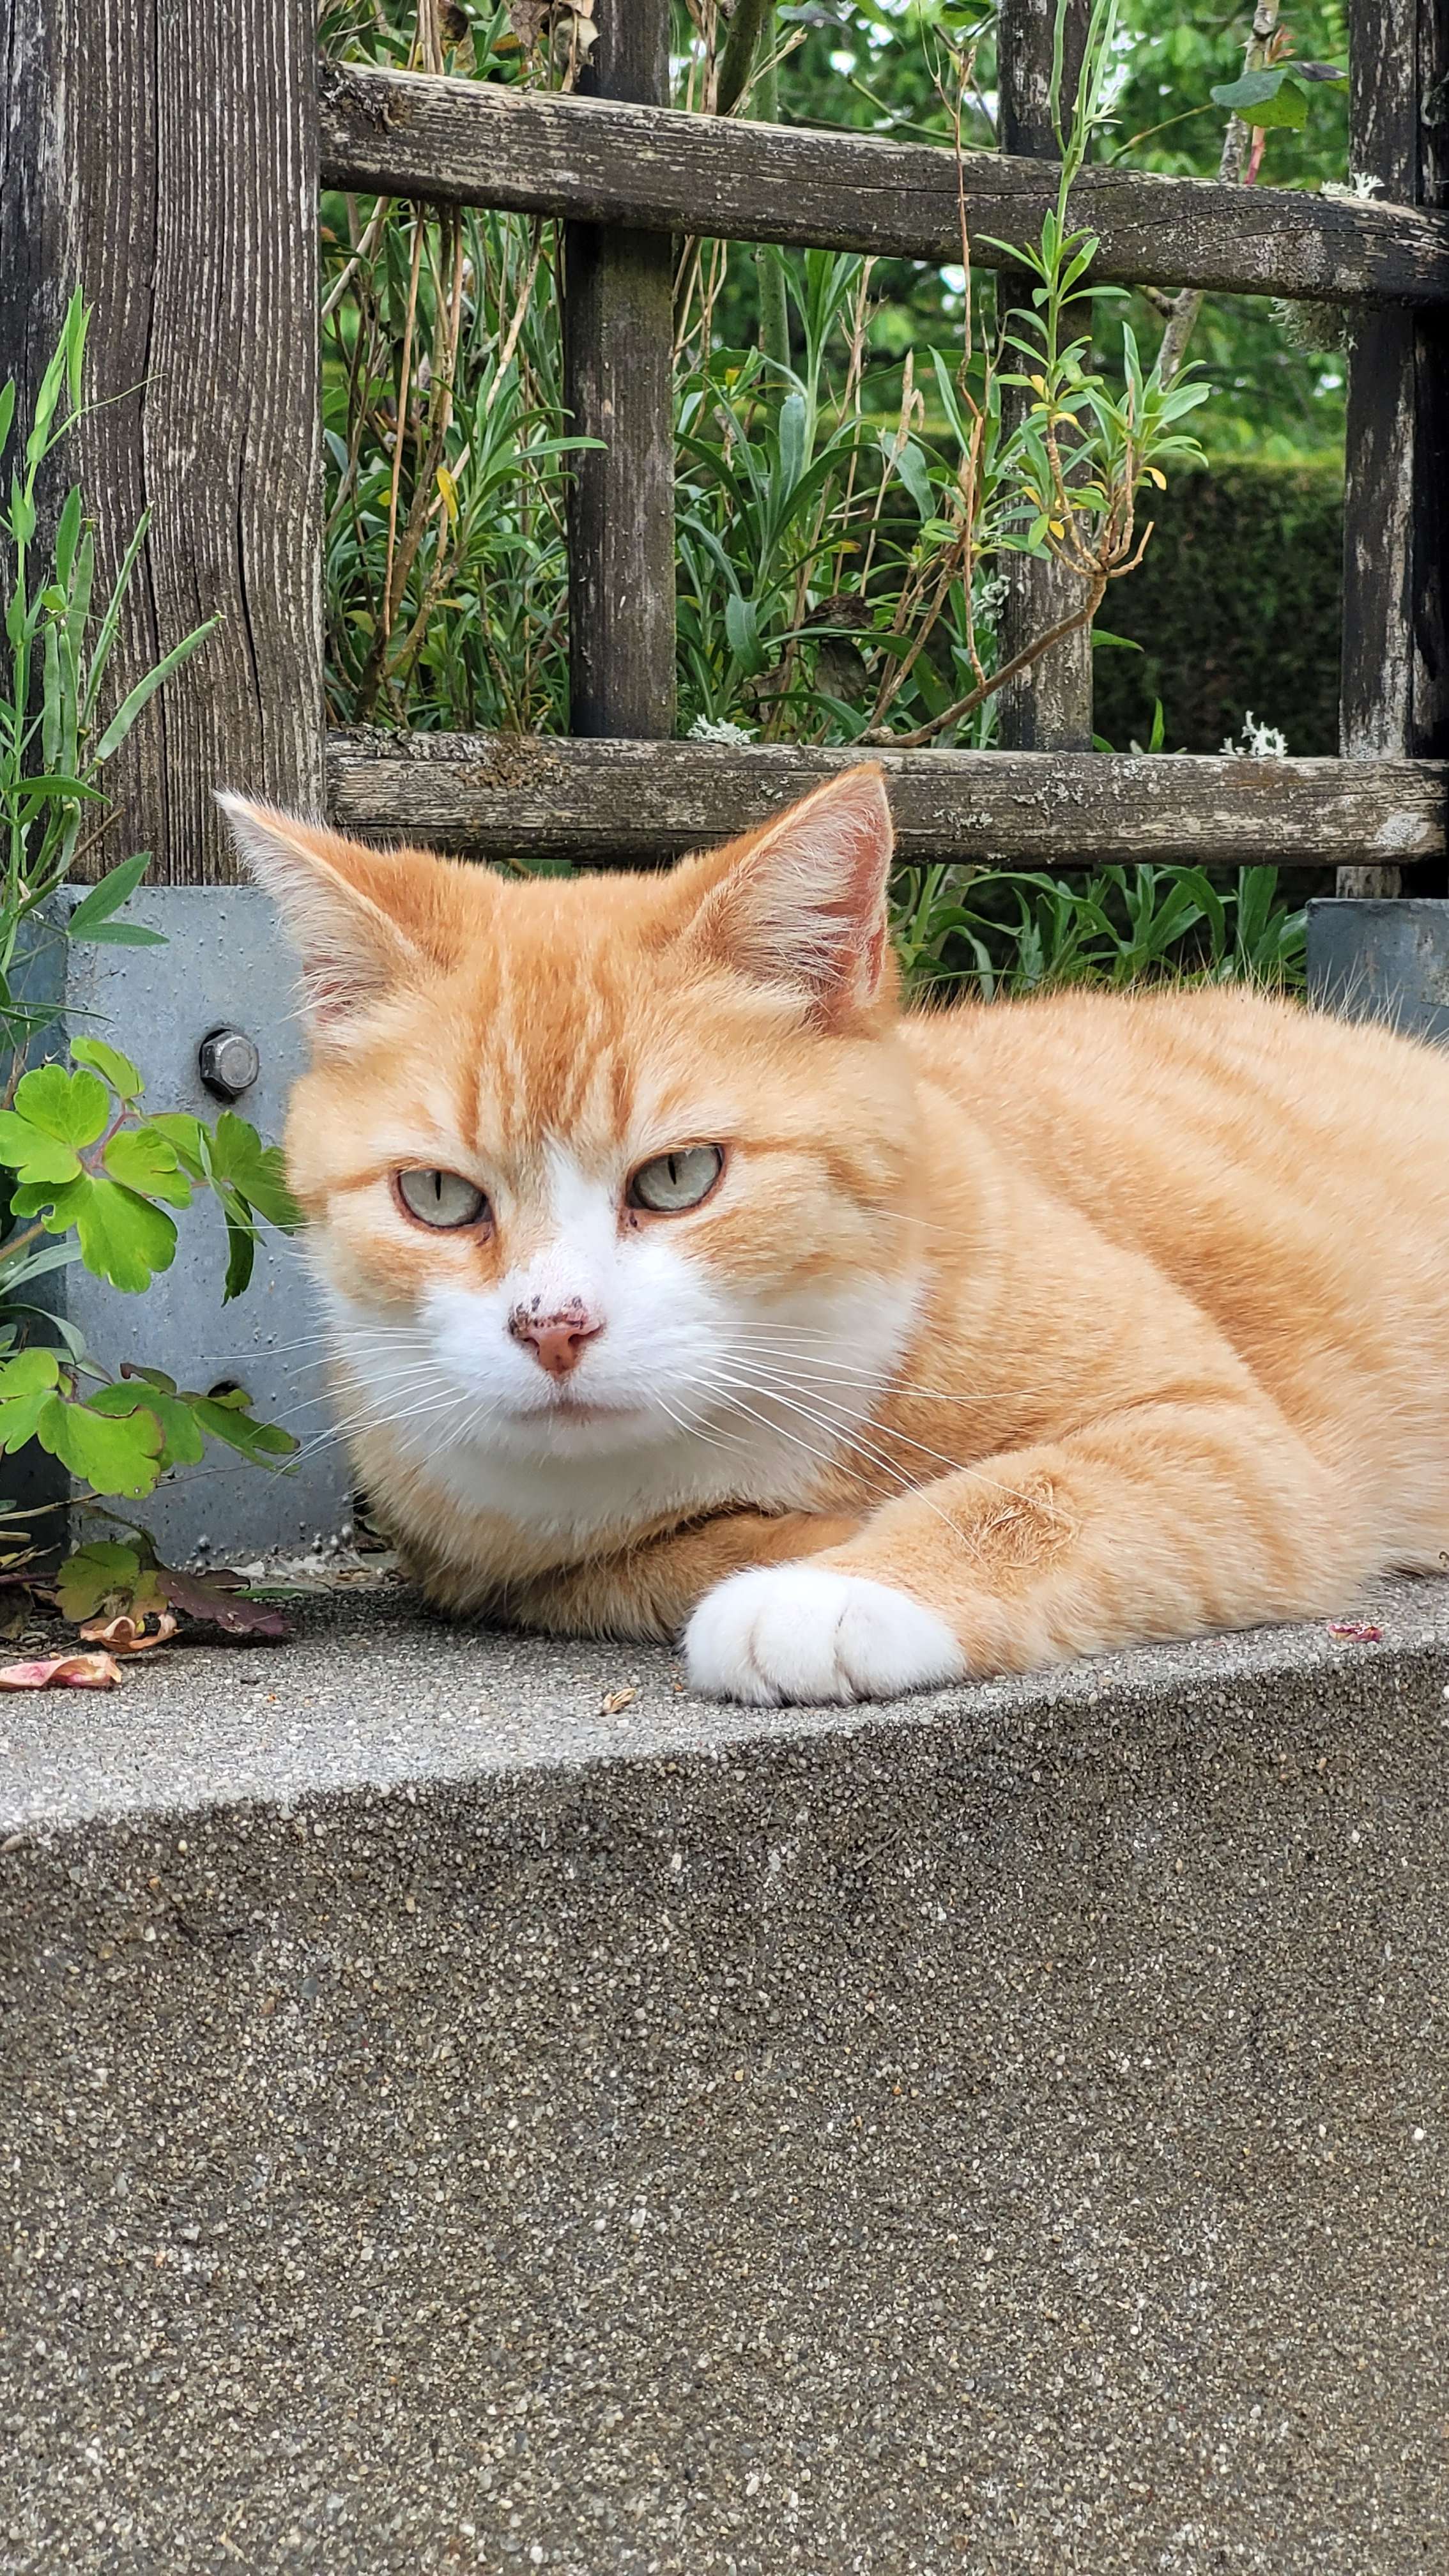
[{"left": 1093, "top": 458, "right": 1342, "bottom": 756}]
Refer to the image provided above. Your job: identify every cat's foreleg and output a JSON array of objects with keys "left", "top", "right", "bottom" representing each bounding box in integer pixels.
[
  {"left": 502, "top": 1509, "right": 864, "bottom": 1643},
  {"left": 685, "top": 1399, "right": 1360, "bottom": 1703}
]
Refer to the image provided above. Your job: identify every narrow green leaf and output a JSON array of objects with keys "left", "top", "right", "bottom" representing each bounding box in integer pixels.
[
  {"left": 54, "top": 484, "right": 83, "bottom": 590},
  {"left": 188, "top": 1394, "right": 298, "bottom": 1464},
  {"left": 73, "top": 922, "right": 169, "bottom": 947},
  {"left": 893, "top": 438, "right": 935, "bottom": 520},
  {"left": 66, "top": 853, "right": 151, "bottom": 937},
  {"left": 724, "top": 590, "right": 767, "bottom": 678},
  {"left": 0, "top": 1238, "right": 81, "bottom": 1292},
  {"left": 91, "top": 617, "right": 220, "bottom": 762}
]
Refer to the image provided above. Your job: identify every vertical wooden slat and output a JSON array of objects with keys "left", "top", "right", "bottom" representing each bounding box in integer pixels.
[
  {"left": 1338, "top": 0, "right": 1449, "bottom": 897},
  {"left": 994, "top": 0, "right": 1094, "bottom": 753},
  {"left": 563, "top": 0, "right": 677, "bottom": 739},
  {"left": 0, "top": 0, "right": 324, "bottom": 884}
]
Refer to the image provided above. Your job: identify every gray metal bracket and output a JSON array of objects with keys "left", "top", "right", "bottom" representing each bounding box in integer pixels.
[
  {"left": 12, "top": 891, "right": 348, "bottom": 1561},
  {"left": 1306, "top": 898, "right": 1449, "bottom": 1045}
]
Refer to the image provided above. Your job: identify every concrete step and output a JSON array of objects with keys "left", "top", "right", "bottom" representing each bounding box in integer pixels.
[{"left": 4, "top": 1583, "right": 1449, "bottom": 2573}]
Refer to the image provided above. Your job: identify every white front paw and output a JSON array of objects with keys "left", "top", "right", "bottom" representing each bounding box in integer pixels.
[{"left": 684, "top": 1564, "right": 966, "bottom": 1707}]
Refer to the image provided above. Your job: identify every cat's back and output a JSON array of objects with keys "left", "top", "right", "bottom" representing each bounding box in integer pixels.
[
  {"left": 907, "top": 977, "right": 1449, "bottom": 1181},
  {"left": 903, "top": 977, "right": 1449, "bottom": 1299}
]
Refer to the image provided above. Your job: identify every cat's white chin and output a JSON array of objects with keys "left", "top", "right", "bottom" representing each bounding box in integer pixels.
[{"left": 684, "top": 1564, "right": 967, "bottom": 1706}]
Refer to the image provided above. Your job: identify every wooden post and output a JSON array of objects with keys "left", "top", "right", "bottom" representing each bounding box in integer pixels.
[
  {"left": 1338, "top": 0, "right": 1449, "bottom": 897},
  {"left": 563, "top": 0, "right": 677, "bottom": 740},
  {"left": 995, "top": 0, "right": 1094, "bottom": 753},
  {"left": 0, "top": 0, "right": 324, "bottom": 885}
]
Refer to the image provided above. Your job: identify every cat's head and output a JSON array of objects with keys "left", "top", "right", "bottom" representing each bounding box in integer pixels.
[{"left": 222, "top": 769, "right": 923, "bottom": 1481}]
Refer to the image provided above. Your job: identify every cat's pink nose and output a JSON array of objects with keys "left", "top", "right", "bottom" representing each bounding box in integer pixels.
[{"left": 508, "top": 1303, "right": 603, "bottom": 1379}]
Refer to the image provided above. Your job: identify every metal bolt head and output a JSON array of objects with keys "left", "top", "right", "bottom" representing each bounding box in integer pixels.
[{"left": 198, "top": 1027, "right": 260, "bottom": 1100}]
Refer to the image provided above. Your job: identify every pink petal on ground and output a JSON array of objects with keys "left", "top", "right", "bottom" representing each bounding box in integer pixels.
[
  {"left": 0, "top": 1652, "right": 123, "bottom": 1690},
  {"left": 79, "top": 1611, "right": 180, "bottom": 1654}
]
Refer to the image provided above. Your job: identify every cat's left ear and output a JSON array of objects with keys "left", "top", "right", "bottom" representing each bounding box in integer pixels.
[{"left": 684, "top": 763, "right": 894, "bottom": 1023}]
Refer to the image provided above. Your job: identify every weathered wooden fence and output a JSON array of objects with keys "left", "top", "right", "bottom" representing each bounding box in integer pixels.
[{"left": 2, "top": 0, "right": 1446, "bottom": 893}]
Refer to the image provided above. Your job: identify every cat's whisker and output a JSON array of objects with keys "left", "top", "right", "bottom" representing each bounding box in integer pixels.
[
  {"left": 699, "top": 1377, "right": 908, "bottom": 1519},
  {"left": 705, "top": 1366, "right": 979, "bottom": 1550},
  {"left": 724, "top": 1335, "right": 1068, "bottom": 1409},
  {"left": 654, "top": 1390, "right": 747, "bottom": 1457},
  {"left": 737, "top": 1359, "right": 1076, "bottom": 1533},
  {"left": 726, "top": 1344, "right": 977, "bottom": 1401},
  {"left": 307, "top": 1381, "right": 484, "bottom": 1448},
  {"left": 278, "top": 1363, "right": 449, "bottom": 1430},
  {"left": 717, "top": 1359, "right": 1074, "bottom": 1547}
]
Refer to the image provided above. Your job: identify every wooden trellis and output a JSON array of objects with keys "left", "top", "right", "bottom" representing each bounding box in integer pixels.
[{"left": 1, "top": 0, "right": 1445, "bottom": 891}]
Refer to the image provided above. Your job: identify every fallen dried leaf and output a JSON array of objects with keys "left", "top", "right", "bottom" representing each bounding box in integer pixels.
[
  {"left": 157, "top": 1565, "right": 291, "bottom": 1640},
  {"left": 1327, "top": 1620, "right": 1383, "bottom": 1643},
  {"left": 79, "top": 1610, "right": 180, "bottom": 1655},
  {"left": 0, "top": 1652, "right": 122, "bottom": 1690},
  {"left": 601, "top": 1686, "right": 637, "bottom": 1716}
]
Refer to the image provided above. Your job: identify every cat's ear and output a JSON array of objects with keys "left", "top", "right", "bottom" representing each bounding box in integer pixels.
[
  {"left": 218, "top": 796, "right": 466, "bottom": 1035},
  {"left": 682, "top": 764, "right": 894, "bottom": 1023}
]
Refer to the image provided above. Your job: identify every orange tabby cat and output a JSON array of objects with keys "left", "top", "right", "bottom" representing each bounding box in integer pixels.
[{"left": 224, "top": 770, "right": 1449, "bottom": 1705}]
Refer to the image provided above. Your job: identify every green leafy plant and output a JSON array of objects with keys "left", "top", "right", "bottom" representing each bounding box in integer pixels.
[
  {"left": 892, "top": 857, "right": 1307, "bottom": 1000},
  {"left": 321, "top": 0, "right": 1212, "bottom": 755},
  {"left": 320, "top": 1, "right": 1332, "bottom": 1009},
  {"left": 1209, "top": 56, "right": 1346, "bottom": 135},
  {"left": 0, "top": 297, "right": 302, "bottom": 1621}
]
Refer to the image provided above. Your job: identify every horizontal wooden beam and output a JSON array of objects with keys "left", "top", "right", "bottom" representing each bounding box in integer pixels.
[
  {"left": 327, "top": 731, "right": 1448, "bottom": 869},
  {"left": 317, "top": 64, "right": 1449, "bottom": 307}
]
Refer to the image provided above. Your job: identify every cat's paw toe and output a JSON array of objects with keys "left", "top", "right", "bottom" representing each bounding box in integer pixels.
[{"left": 684, "top": 1564, "right": 966, "bottom": 1706}]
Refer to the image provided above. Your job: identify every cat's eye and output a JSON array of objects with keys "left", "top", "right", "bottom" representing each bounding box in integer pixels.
[
  {"left": 627, "top": 1144, "right": 724, "bottom": 1214},
  {"left": 395, "top": 1167, "right": 488, "bottom": 1230}
]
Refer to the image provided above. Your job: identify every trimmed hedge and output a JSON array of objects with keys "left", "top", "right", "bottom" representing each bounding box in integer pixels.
[{"left": 1092, "top": 459, "right": 1342, "bottom": 758}]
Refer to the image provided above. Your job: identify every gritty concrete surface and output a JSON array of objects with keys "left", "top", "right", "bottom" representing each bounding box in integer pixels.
[{"left": 4, "top": 1583, "right": 1449, "bottom": 2572}]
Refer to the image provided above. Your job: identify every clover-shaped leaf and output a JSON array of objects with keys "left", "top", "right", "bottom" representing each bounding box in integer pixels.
[
  {"left": 0, "top": 1113, "right": 81, "bottom": 1186},
  {"left": 0, "top": 1348, "right": 63, "bottom": 1454},
  {"left": 53, "top": 1538, "right": 167, "bottom": 1623},
  {"left": 13, "top": 1064, "right": 109, "bottom": 1146},
  {"left": 209, "top": 1113, "right": 302, "bottom": 1231},
  {"left": 10, "top": 1174, "right": 92, "bottom": 1230},
  {"left": 72, "top": 1037, "right": 144, "bottom": 1101},
  {"left": 103, "top": 1125, "right": 192, "bottom": 1208},
  {"left": 145, "top": 1113, "right": 209, "bottom": 1181},
  {"left": 36, "top": 1392, "right": 165, "bottom": 1498},
  {"left": 73, "top": 1179, "right": 177, "bottom": 1293},
  {"left": 90, "top": 1373, "right": 204, "bottom": 1464}
]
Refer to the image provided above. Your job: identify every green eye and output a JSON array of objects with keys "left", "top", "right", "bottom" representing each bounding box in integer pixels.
[
  {"left": 627, "top": 1145, "right": 724, "bottom": 1214},
  {"left": 395, "top": 1168, "right": 488, "bottom": 1230}
]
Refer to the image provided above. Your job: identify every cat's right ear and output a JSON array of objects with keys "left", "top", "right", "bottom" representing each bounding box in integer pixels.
[{"left": 218, "top": 796, "right": 459, "bottom": 1037}]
